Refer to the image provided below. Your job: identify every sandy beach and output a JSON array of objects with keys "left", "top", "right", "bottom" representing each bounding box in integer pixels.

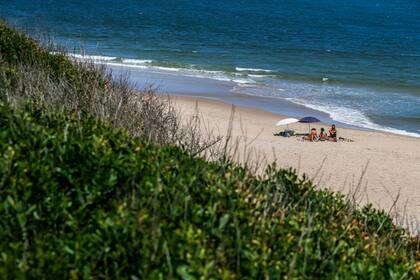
[{"left": 173, "top": 95, "right": 420, "bottom": 231}]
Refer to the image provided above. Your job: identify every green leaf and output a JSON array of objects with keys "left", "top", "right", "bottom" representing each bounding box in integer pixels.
[
  {"left": 176, "top": 265, "right": 194, "bottom": 280},
  {"left": 218, "top": 214, "right": 230, "bottom": 230}
]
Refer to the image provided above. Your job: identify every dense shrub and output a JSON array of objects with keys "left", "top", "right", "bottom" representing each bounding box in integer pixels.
[{"left": 0, "top": 103, "right": 418, "bottom": 279}]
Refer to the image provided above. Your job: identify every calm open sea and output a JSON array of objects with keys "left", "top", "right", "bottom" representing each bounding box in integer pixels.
[{"left": 1, "top": 0, "right": 420, "bottom": 136}]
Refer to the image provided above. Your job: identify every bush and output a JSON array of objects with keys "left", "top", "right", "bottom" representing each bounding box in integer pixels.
[{"left": 0, "top": 103, "right": 418, "bottom": 279}]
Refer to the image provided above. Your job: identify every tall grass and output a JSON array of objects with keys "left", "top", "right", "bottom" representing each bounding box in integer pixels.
[{"left": 0, "top": 21, "right": 222, "bottom": 157}]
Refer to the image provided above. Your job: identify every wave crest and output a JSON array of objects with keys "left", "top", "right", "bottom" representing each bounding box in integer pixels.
[{"left": 235, "top": 67, "right": 273, "bottom": 73}]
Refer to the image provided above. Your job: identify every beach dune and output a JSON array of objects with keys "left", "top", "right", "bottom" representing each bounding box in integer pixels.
[{"left": 174, "top": 95, "right": 420, "bottom": 232}]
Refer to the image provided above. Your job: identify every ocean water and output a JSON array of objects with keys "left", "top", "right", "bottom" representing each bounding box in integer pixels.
[{"left": 1, "top": 0, "right": 420, "bottom": 136}]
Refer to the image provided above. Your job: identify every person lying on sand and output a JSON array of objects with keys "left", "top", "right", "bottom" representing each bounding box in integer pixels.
[
  {"left": 303, "top": 128, "right": 318, "bottom": 141},
  {"left": 274, "top": 129, "right": 295, "bottom": 137}
]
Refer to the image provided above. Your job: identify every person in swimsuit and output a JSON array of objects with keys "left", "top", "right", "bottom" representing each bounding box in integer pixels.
[
  {"left": 303, "top": 128, "right": 318, "bottom": 141},
  {"left": 319, "top": 127, "right": 328, "bottom": 141},
  {"left": 329, "top": 124, "right": 337, "bottom": 141}
]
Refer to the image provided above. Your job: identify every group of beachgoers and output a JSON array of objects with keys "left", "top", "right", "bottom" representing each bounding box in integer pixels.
[{"left": 303, "top": 124, "right": 337, "bottom": 142}]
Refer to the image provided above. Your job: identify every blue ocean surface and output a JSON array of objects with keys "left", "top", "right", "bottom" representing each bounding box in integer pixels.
[{"left": 1, "top": 0, "right": 420, "bottom": 136}]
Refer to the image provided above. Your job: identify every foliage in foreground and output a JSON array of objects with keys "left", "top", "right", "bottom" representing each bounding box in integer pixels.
[{"left": 0, "top": 103, "right": 419, "bottom": 279}]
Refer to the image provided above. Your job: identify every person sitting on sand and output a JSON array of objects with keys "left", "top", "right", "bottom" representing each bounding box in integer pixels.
[
  {"left": 319, "top": 127, "right": 328, "bottom": 141},
  {"left": 329, "top": 124, "right": 337, "bottom": 140},
  {"left": 303, "top": 128, "right": 318, "bottom": 141}
]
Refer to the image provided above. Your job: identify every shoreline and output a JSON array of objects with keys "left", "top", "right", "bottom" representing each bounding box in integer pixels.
[
  {"left": 106, "top": 62, "right": 420, "bottom": 138},
  {"left": 170, "top": 92, "right": 417, "bottom": 139},
  {"left": 172, "top": 94, "right": 420, "bottom": 232},
  {"left": 43, "top": 54, "right": 419, "bottom": 137}
]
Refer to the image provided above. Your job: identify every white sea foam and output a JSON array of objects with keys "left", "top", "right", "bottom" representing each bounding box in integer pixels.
[
  {"left": 236, "top": 83, "right": 258, "bottom": 88},
  {"left": 232, "top": 78, "right": 256, "bottom": 84},
  {"left": 67, "top": 53, "right": 117, "bottom": 61},
  {"left": 62, "top": 52, "right": 259, "bottom": 84},
  {"left": 153, "top": 66, "right": 182, "bottom": 72},
  {"left": 102, "top": 61, "right": 149, "bottom": 69},
  {"left": 122, "top": 58, "right": 153, "bottom": 64},
  {"left": 189, "top": 69, "right": 226, "bottom": 75},
  {"left": 248, "top": 74, "right": 276, "bottom": 78},
  {"left": 286, "top": 98, "right": 420, "bottom": 138},
  {"left": 235, "top": 67, "right": 273, "bottom": 73},
  {"left": 64, "top": 53, "right": 153, "bottom": 64}
]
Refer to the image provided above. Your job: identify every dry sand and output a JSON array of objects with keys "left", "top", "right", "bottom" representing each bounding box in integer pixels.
[{"left": 172, "top": 95, "right": 420, "bottom": 232}]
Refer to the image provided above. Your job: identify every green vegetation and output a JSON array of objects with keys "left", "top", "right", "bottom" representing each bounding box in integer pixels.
[
  {"left": 0, "top": 21, "right": 189, "bottom": 148},
  {"left": 0, "top": 20, "right": 105, "bottom": 92},
  {"left": 0, "top": 21, "right": 419, "bottom": 279}
]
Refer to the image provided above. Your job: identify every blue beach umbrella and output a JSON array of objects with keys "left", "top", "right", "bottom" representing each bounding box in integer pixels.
[
  {"left": 299, "top": 116, "right": 321, "bottom": 130},
  {"left": 299, "top": 116, "right": 320, "bottom": 123}
]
